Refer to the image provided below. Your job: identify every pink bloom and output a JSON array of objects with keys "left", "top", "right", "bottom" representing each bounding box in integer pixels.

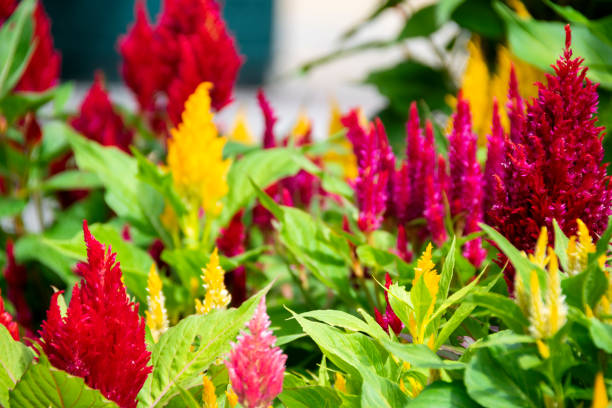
[
  {"left": 39, "top": 221, "right": 152, "bottom": 408},
  {"left": 394, "top": 225, "right": 412, "bottom": 263},
  {"left": 226, "top": 297, "right": 286, "bottom": 408},
  {"left": 257, "top": 89, "right": 277, "bottom": 149},
  {"left": 374, "top": 273, "right": 403, "bottom": 335}
]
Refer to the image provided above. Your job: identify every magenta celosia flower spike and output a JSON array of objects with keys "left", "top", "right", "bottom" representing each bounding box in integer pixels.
[
  {"left": 483, "top": 100, "right": 506, "bottom": 215},
  {"left": 226, "top": 296, "right": 287, "bottom": 408},
  {"left": 462, "top": 139, "right": 487, "bottom": 267},
  {"left": 257, "top": 89, "right": 277, "bottom": 149},
  {"left": 374, "top": 273, "right": 403, "bottom": 335},
  {"left": 39, "top": 221, "right": 152, "bottom": 408}
]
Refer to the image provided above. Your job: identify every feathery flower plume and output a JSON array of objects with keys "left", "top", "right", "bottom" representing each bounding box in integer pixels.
[
  {"left": 145, "top": 263, "right": 169, "bottom": 342},
  {"left": 341, "top": 110, "right": 390, "bottom": 232},
  {"left": 38, "top": 221, "right": 151, "bottom": 408},
  {"left": 167, "top": 82, "right": 231, "bottom": 216},
  {"left": 119, "top": 0, "right": 241, "bottom": 125},
  {"left": 374, "top": 272, "right": 404, "bottom": 335},
  {"left": 202, "top": 375, "right": 218, "bottom": 408},
  {"left": 13, "top": 1, "right": 61, "bottom": 92},
  {"left": 257, "top": 89, "right": 277, "bottom": 149},
  {"left": 226, "top": 297, "right": 287, "bottom": 408},
  {"left": 216, "top": 211, "right": 247, "bottom": 305},
  {"left": 226, "top": 387, "right": 239, "bottom": 408},
  {"left": 567, "top": 218, "right": 597, "bottom": 276},
  {"left": 334, "top": 372, "right": 347, "bottom": 393},
  {"left": 593, "top": 372, "right": 609, "bottom": 408},
  {"left": 227, "top": 109, "right": 254, "bottom": 145},
  {"left": 483, "top": 101, "right": 506, "bottom": 214},
  {"left": 409, "top": 243, "right": 440, "bottom": 348},
  {"left": 0, "top": 289, "right": 19, "bottom": 340},
  {"left": 394, "top": 225, "right": 412, "bottom": 263},
  {"left": 71, "top": 73, "right": 134, "bottom": 152},
  {"left": 3, "top": 240, "right": 31, "bottom": 330},
  {"left": 195, "top": 248, "right": 231, "bottom": 315},
  {"left": 487, "top": 26, "right": 612, "bottom": 288}
]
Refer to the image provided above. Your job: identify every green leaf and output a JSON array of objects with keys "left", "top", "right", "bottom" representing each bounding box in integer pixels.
[
  {"left": 410, "top": 381, "right": 477, "bottom": 408},
  {"left": 221, "top": 147, "right": 311, "bottom": 226},
  {"left": 464, "top": 292, "right": 528, "bottom": 333},
  {"left": 365, "top": 61, "right": 452, "bottom": 116},
  {"left": 438, "top": 237, "right": 456, "bottom": 303},
  {"left": 41, "top": 170, "right": 103, "bottom": 192},
  {"left": 465, "top": 346, "right": 540, "bottom": 408},
  {"left": 9, "top": 351, "right": 118, "bottom": 408},
  {"left": 279, "top": 373, "right": 342, "bottom": 408},
  {"left": 356, "top": 244, "right": 412, "bottom": 279},
  {"left": 452, "top": 0, "right": 504, "bottom": 39},
  {"left": 138, "top": 286, "right": 269, "bottom": 407},
  {"left": 589, "top": 318, "right": 612, "bottom": 353},
  {"left": 552, "top": 220, "right": 570, "bottom": 271},
  {"left": 0, "top": 83, "right": 73, "bottom": 124},
  {"left": 0, "top": 0, "right": 35, "bottom": 99},
  {"left": 436, "top": 0, "right": 466, "bottom": 25},
  {"left": 0, "top": 196, "right": 26, "bottom": 217},
  {"left": 398, "top": 5, "right": 439, "bottom": 39},
  {"left": 379, "top": 339, "right": 464, "bottom": 370},
  {"left": 0, "top": 325, "right": 34, "bottom": 407},
  {"left": 387, "top": 282, "right": 413, "bottom": 328},
  {"left": 299, "top": 309, "right": 386, "bottom": 340}
]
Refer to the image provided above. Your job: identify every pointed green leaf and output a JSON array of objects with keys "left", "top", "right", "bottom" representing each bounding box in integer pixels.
[{"left": 0, "top": 325, "right": 33, "bottom": 406}]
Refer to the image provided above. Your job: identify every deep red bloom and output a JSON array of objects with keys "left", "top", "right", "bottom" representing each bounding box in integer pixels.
[
  {"left": 71, "top": 74, "right": 134, "bottom": 152},
  {"left": 217, "top": 211, "right": 247, "bottom": 305},
  {"left": 257, "top": 89, "right": 277, "bottom": 149},
  {"left": 119, "top": 0, "right": 242, "bottom": 126},
  {"left": 487, "top": 26, "right": 612, "bottom": 288},
  {"left": 39, "top": 221, "right": 152, "bottom": 408},
  {"left": 0, "top": 289, "right": 19, "bottom": 340},
  {"left": 483, "top": 101, "right": 506, "bottom": 215},
  {"left": 374, "top": 273, "right": 403, "bottom": 335},
  {"left": 14, "top": 2, "right": 60, "bottom": 92},
  {"left": 3, "top": 240, "right": 31, "bottom": 329},
  {"left": 394, "top": 225, "right": 412, "bottom": 262}
]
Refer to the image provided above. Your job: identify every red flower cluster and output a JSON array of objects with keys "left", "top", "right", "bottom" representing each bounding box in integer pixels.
[
  {"left": 0, "top": 0, "right": 61, "bottom": 92},
  {"left": 119, "top": 0, "right": 242, "bottom": 126},
  {"left": 0, "top": 289, "right": 19, "bottom": 340},
  {"left": 374, "top": 273, "right": 403, "bottom": 335},
  {"left": 487, "top": 26, "right": 612, "bottom": 287},
  {"left": 39, "top": 221, "right": 151, "bottom": 408},
  {"left": 71, "top": 74, "right": 134, "bottom": 152},
  {"left": 217, "top": 211, "right": 247, "bottom": 305}
]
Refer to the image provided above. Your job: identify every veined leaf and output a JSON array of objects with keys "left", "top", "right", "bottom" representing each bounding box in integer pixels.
[
  {"left": 379, "top": 339, "right": 464, "bottom": 370},
  {"left": 138, "top": 286, "right": 269, "bottom": 407},
  {"left": 464, "top": 292, "right": 528, "bottom": 334},
  {"left": 552, "top": 220, "right": 570, "bottom": 272},
  {"left": 409, "top": 381, "right": 477, "bottom": 408},
  {"left": 0, "top": 325, "right": 33, "bottom": 406}
]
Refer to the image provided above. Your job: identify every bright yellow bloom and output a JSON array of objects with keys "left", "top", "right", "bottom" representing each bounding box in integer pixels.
[
  {"left": 167, "top": 82, "right": 231, "bottom": 216},
  {"left": 409, "top": 243, "right": 440, "bottom": 347},
  {"left": 225, "top": 386, "right": 238, "bottom": 408},
  {"left": 202, "top": 375, "right": 218, "bottom": 408},
  {"left": 452, "top": 35, "right": 544, "bottom": 146},
  {"left": 413, "top": 243, "right": 436, "bottom": 287},
  {"left": 334, "top": 372, "right": 347, "bottom": 393},
  {"left": 404, "top": 376, "right": 423, "bottom": 399},
  {"left": 593, "top": 372, "right": 609, "bottom": 408},
  {"left": 517, "top": 227, "right": 568, "bottom": 339},
  {"left": 536, "top": 339, "right": 550, "bottom": 359},
  {"left": 567, "top": 219, "right": 597, "bottom": 276},
  {"left": 195, "top": 248, "right": 231, "bottom": 315},
  {"left": 145, "top": 264, "right": 169, "bottom": 343},
  {"left": 322, "top": 100, "right": 358, "bottom": 180},
  {"left": 291, "top": 111, "right": 311, "bottom": 144},
  {"left": 228, "top": 108, "right": 253, "bottom": 145}
]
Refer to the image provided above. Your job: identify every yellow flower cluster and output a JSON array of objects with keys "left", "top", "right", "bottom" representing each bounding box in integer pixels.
[
  {"left": 453, "top": 35, "right": 544, "bottom": 146},
  {"left": 567, "top": 219, "right": 598, "bottom": 276},
  {"left": 202, "top": 375, "right": 218, "bottom": 408},
  {"left": 408, "top": 243, "right": 440, "bottom": 348},
  {"left": 322, "top": 101, "right": 358, "bottom": 180},
  {"left": 145, "top": 264, "right": 169, "bottom": 343},
  {"left": 167, "top": 82, "right": 231, "bottom": 216},
  {"left": 195, "top": 248, "right": 231, "bottom": 315},
  {"left": 515, "top": 227, "right": 567, "bottom": 342},
  {"left": 227, "top": 109, "right": 253, "bottom": 145}
]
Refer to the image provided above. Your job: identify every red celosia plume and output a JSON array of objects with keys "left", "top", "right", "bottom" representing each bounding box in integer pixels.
[
  {"left": 374, "top": 273, "right": 403, "bottom": 335},
  {"left": 0, "top": 289, "right": 19, "bottom": 340},
  {"left": 38, "top": 221, "right": 152, "bottom": 408}
]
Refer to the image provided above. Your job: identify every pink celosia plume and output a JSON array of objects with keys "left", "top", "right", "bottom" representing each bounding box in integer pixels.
[{"left": 226, "top": 297, "right": 286, "bottom": 408}]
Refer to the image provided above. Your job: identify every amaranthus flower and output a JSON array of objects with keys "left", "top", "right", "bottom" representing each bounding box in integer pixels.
[
  {"left": 167, "top": 82, "right": 231, "bottom": 216},
  {"left": 487, "top": 26, "right": 612, "bottom": 288},
  {"left": 119, "top": 0, "right": 241, "bottom": 125},
  {"left": 145, "top": 263, "right": 169, "bottom": 342},
  {"left": 0, "top": 289, "right": 19, "bottom": 340},
  {"left": 38, "top": 221, "right": 151, "bottom": 408},
  {"left": 514, "top": 227, "right": 567, "bottom": 340},
  {"left": 10, "top": 1, "right": 61, "bottom": 92},
  {"left": 3, "top": 240, "right": 31, "bottom": 330},
  {"left": 195, "top": 248, "right": 231, "bottom": 315},
  {"left": 374, "top": 273, "right": 404, "bottom": 335},
  {"left": 226, "top": 297, "right": 286, "bottom": 408},
  {"left": 71, "top": 73, "right": 134, "bottom": 152},
  {"left": 217, "top": 211, "right": 247, "bottom": 305}
]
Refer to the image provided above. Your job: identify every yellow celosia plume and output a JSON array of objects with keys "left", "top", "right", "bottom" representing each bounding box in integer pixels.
[
  {"left": 322, "top": 100, "right": 358, "bottom": 180},
  {"left": 195, "top": 248, "right": 231, "bottom": 315},
  {"left": 145, "top": 263, "right": 169, "bottom": 343},
  {"left": 593, "top": 372, "right": 609, "bottom": 408},
  {"left": 202, "top": 375, "right": 218, "bottom": 408},
  {"left": 409, "top": 243, "right": 440, "bottom": 347},
  {"left": 167, "top": 82, "right": 231, "bottom": 216},
  {"left": 334, "top": 372, "right": 347, "bottom": 393},
  {"left": 228, "top": 108, "right": 253, "bottom": 145},
  {"left": 567, "top": 219, "right": 598, "bottom": 276},
  {"left": 291, "top": 111, "right": 312, "bottom": 144},
  {"left": 225, "top": 386, "right": 238, "bottom": 408}
]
